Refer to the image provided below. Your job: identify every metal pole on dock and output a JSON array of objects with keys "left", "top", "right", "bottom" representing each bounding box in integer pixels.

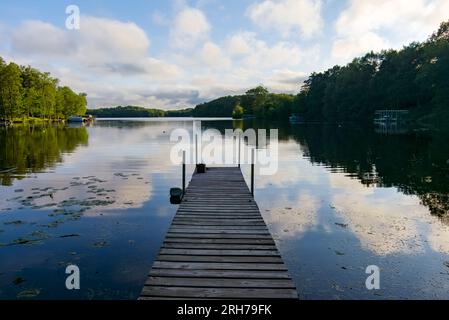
[
  {"left": 195, "top": 135, "right": 198, "bottom": 165},
  {"left": 251, "top": 148, "right": 255, "bottom": 197},
  {"left": 182, "top": 150, "right": 186, "bottom": 195},
  {"left": 238, "top": 133, "right": 241, "bottom": 168}
]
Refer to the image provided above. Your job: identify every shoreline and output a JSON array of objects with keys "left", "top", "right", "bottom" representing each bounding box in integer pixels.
[{"left": 1, "top": 118, "right": 66, "bottom": 127}]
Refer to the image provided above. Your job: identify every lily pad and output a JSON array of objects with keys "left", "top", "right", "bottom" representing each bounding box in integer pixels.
[
  {"left": 92, "top": 241, "right": 108, "bottom": 248},
  {"left": 4, "top": 220, "right": 26, "bottom": 226},
  {"left": 17, "top": 288, "right": 40, "bottom": 299},
  {"left": 335, "top": 223, "right": 348, "bottom": 228},
  {"left": 10, "top": 238, "right": 41, "bottom": 246},
  {"left": 59, "top": 234, "right": 80, "bottom": 238}
]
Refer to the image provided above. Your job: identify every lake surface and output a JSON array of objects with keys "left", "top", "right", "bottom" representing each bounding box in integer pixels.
[{"left": 1, "top": 118, "right": 449, "bottom": 300}]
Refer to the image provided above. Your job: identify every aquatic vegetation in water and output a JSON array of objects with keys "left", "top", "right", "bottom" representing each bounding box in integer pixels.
[
  {"left": 92, "top": 240, "right": 108, "bottom": 248},
  {"left": 0, "top": 172, "right": 144, "bottom": 252},
  {"left": 8, "top": 230, "right": 50, "bottom": 246},
  {"left": 58, "top": 234, "right": 80, "bottom": 238},
  {"left": 335, "top": 223, "right": 348, "bottom": 228},
  {"left": 10, "top": 238, "right": 41, "bottom": 246},
  {"left": 17, "top": 288, "right": 41, "bottom": 299},
  {"left": 4, "top": 220, "right": 26, "bottom": 226}
]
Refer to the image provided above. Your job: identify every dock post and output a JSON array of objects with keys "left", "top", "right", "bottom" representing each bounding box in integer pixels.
[
  {"left": 238, "top": 133, "right": 241, "bottom": 168},
  {"left": 195, "top": 135, "right": 198, "bottom": 165},
  {"left": 251, "top": 148, "right": 255, "bottom": 197},
  {"left": 182, "top": 150, "right": 186, "bottom": 195}
]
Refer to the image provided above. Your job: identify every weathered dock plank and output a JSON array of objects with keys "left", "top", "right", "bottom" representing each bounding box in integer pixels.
[{"left": 140, "top": 167, "right": 298, "bottom": 300}]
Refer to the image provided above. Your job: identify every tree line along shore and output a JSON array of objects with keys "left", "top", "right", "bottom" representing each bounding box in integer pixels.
[{"left": 0, "top": 57, "right": 87, "bottom": 125}]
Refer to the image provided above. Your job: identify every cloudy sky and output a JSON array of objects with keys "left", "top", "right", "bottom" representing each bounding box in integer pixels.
[{"left": 0, "top": 0, "right": 448, "bottom": 109}]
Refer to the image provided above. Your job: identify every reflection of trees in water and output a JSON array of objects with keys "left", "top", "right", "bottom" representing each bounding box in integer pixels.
[
  {"left": 285, "top": 123, "right": 449, "bottom": 223},
  {"left": 0, "top": 125, "right": 89, "bottom": 186}
]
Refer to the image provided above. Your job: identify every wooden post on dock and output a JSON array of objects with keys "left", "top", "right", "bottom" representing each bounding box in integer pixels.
[
  {"left": 251, "top": 148, "right": 255, "bottom": 197},
  {"left": 195, "top": 135, "right": 198, "bottom": 165},
  {"left": 182, "top": 150, "right": 186, "bottom": 195},
  {"left": 238, "top": 133, "right": 241, "bottom": 168}
]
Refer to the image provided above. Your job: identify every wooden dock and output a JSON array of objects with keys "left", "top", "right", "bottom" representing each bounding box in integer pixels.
[{"left": 140, "top": 167, "right": 298, "bottom": 300}]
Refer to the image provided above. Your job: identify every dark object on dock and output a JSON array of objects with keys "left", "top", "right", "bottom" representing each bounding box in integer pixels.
[
  {"left": 170, "top": 188, "right": 183, "bottom": 204},
  {"left": 140, "top": 167, "right": 298, "bottom": 300},
  {"left": 196, "top": 163, "right": 206, "bottom": 174}
]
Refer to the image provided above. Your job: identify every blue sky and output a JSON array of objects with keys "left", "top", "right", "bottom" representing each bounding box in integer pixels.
[{"left": 0, "top": 0, "right": 448, "bottom": 109}]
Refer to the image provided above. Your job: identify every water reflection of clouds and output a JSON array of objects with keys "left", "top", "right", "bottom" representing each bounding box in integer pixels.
[
  {"left": 262, "top": 191, "right": 320, "bottom": 240},
  {"left": 328, "top": 172, "right": 449, "bottom": 256},
  {"left": 1, "top": 122, "right": 184, "bottom": 216},
  {"left": 256, "top": 142, "right": 449, "bottom": 257},
  {"left": 255, "top": 143, "right": 324, "bottom": 240},
  {"left": 255, "top": 143, "right": 322, "bottom": 188}
]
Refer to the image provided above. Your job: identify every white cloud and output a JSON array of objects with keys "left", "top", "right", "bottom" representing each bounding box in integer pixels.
[
  {"left": 3, "top": 10, "right": 311, "bottom": 109},
  {"left": 336, "top": 0, "right": 449, "bottom": 39},
  {"left": 266, "top": 69, "right": 308, "bottom": 92},
  {"left": 170, "top": 7, "right": 211, "bottom": 49},
  {"left": 332, "top": 32, "right": 390, "bottom": 62},
  {"left": 5, "top": 16, "right": 185, "bottom": 109},
  {"left": 200, "top": 42, "right": 232, "bottom": 69},
  {"left": 11, "top": 21, "right": 73, "bottom": 56},
  {"left": 164, "top": 30, "right": 311, "bottom": 99},
  {"left": 247, "top": 0, "right": 324, "bottom": 38},
  {"left": 226, "top": 31, "right": 303, "bottom": 69},
  {"left": 332, "top": 0, "right": 449, "bottom": 63},
  {"left": 227, "top": 32, "right": 252, "bottom": 56},
  {"left": 78, "top": 16, "right": 150, "bottom": 60}
]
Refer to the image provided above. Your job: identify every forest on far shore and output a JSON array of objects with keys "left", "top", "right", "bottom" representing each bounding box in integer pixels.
[{"left": 0, "top": 57, "right": 87, "bottom": 122}]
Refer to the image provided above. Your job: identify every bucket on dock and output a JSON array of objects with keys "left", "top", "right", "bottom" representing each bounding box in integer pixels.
[
  {"left": 196, "top": 163, "right": 206, "bottom": 174},
  {"left": 170, "top": 188, "right": 183, "bottom": 204}
]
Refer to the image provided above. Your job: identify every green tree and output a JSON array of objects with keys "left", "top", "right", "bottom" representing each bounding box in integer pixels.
[
  {"left": 0, "top": 56, "right": 87, "bottom": 122},
  {"left": 232, "top": 103, "right": 244, "bottom": 119},
  {"left": 21, "top": 66, "right": 42, "bottom": 118},
  {"left": 245, "top": 86, "right": 269, "bottom": 118},
  {"left": 0, "top": 62, "right": 23, "bottom": 120},
  {"left": 0, "top": 57, "right": 6, "bottom": 119}
]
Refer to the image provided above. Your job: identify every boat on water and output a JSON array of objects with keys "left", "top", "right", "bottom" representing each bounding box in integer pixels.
[
  {"left": 68, "top": 116, "right": 83, "bottom": 123},
  {"left": 68, "top": 115, "right": 94, "bottom": 123}
]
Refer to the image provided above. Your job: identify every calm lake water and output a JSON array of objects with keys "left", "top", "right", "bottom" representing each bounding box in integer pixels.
[{"left": 1, "top": 118, "right": 449, "bottom": 300}]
